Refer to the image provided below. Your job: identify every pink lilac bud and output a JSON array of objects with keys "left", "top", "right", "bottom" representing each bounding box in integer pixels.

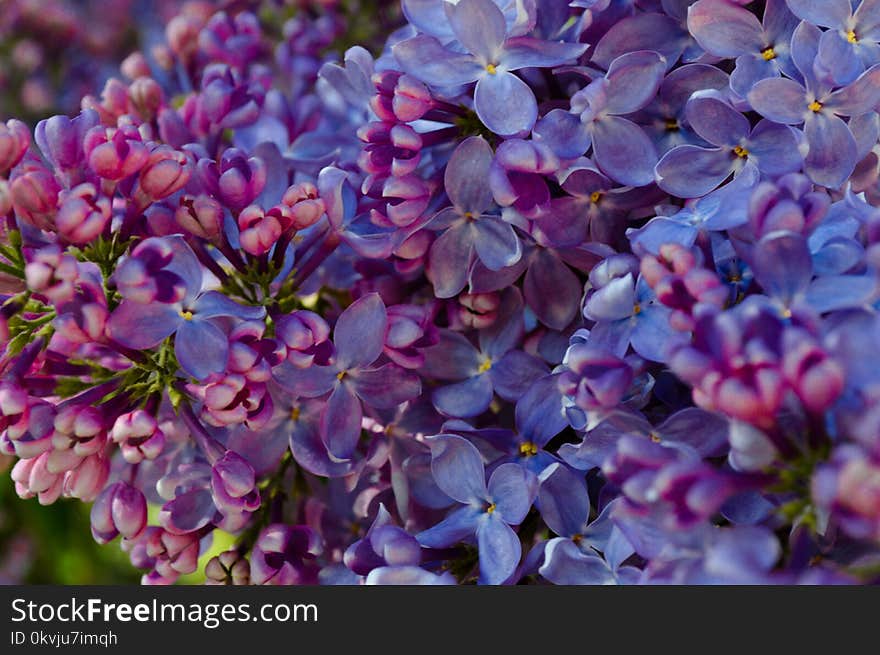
[
  {"left": 191, "top": 374, "right": 274, "bottom": 430},
  {"left": 128, "top": 77, "right": 164, "bottom": 122},
  {"left": 10, "top": 166, "right": 61, "bottom": 230},
  {"left": 369, "top": 174, "right": 431, "bottom": 229},
  {"left": 83, "top": 124, "right": 149, "bottom": 181},
  {"left": 197, "top": 148, "right": 266, "bottom": 213},
  {"left": 211, "top": 451, "right": 260, "bottom": 523},
  {"left": 137, "top": 145, "right": 192, "bottom": 203},
  {"left": 175, "top": 194, "right": 224, "bottom": 242},
  {"left": 457, "top": 292, "right": 501, "bottom": 330},
  {"left": 111, "top": 410, "right": 167, "bottom": 463},
  {"left": 358, "top": 122, "right": 423, "bottom": 180},
  {"left": 370, "top": 71, "right": 433, "bottom": 123},
  {"left": 197, "top": 65, "right": 263, "bottom": 130},
  {"left": 205, "top": 550, "right": 250, "bottom": 585},
  {"left": 669, "top": 308, "right": 786, "bottom": 429},
  {"left": 781, "top": 328, "right": 845, "bottom": 414},
  {"left": 238, "top": 204, "right": 290, "bottom": 256},
  {"left": 0, "top": 119, "right": 31, "bottom": 173},
  {"left": 281, "top": 182, "right": 325, "bottom": 229},
  {"left": 81, "top": 79, "right": 131, "bottom": 126},
  {"left": 227, "top": 321, "right": 285, "bottom": 383},
  {"left": 559, "top": 344, "right": 635, "bottom": 411},
  {"left": 250, "top": 524, "right": 322, "bottom": 585},
  {"left": 146, "top": 529, "right": 201, "bottom": 580},
  {"left": 121, "top": 52, "right": 152, "bottom": 80},
  {"left": 24, "top": 245, "right": 80, "bottom": 305},
  {"left": 54, "top": 183, "right": 112, "bottom": 244},
  {"left": 4, "top": 397, "right": 55, "bottom": 459},
  {"left": 113, "top": 237, "right": 188, "bottom": 304},
  {"left": 12, "top": 453, "right": 62, "bottom": 505},
  {"left": 91, "top": 481, "right": 148, "bottom": 544},
  {"left": 63, "top": 453, "right": 109, "bottom": 501},
  {"left": 489, "top": 139, "right": 559, "bottom": 217},
  {"left": 275, "top": 310, "right": 331, "bottom": 367},
  {"left": 641, "top": 244, "right": 727, "bottom": 332},
  {"left": 51, "top": 404, "right": 105, "bottom": 458},
  {"left": 747, "top": 173, "right": 830, "bottom": 239},
  {"left": 384, "top": 304, "right": 438, "bottom": 368},
  {"left": 166, "top": 13, "right": 205, "bottom": 58}
]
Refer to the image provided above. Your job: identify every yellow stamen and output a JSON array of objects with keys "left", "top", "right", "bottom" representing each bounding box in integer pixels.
[
  {"left": 486, "top": 503, "right": 497, "bottom": 514},
  {"left": 519, "top": 441, "right": 539, "bottom": 457},
  {"left": 847, "top": 30, "right": 858, "bottom": 44},
  {"left": 477, "top": 358, "right": 493, "bottom": 374},
  {"left": 761, "top": 47, "right": 777, "bottom": 61},
  {"left": 571, "top": 533, "right": 583, "bottom": 545},
  {"left": 733, "top": 145, "right": 749, "bottom": 158},
  {"left": 649, "top": 432, "right": 662, "bottom": 443},
  {"left": 633, "top": 303, "right": 642, "bottom": 315},
  {"left": 337, "top": 370, "right": 347, "bottom": 381},
  {"left": 486, "top": 64, "right": 498, "bottom": 75},
  {"left": 808, "top": 100, "right": 823, "bottom": 113},
  {"left": 781, "top": 308, "right": 793, "bottom": 319},
  {"left": 665, "top": 118, "right": 679, "bottom": 132},
  {"left": 179, "top": 310, "right": 193, "bottom": 321},
  {"left": 590, "top": 191, "right": 602, "bottom": 204},
  {"left": 290, "top": 406, "right": 301, "bottom": 421}
]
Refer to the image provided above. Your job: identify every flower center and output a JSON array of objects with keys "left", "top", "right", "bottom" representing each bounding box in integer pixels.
[
  {"left": 733, "top": 145, "right": 749, "bottom": 158},
  {"left": 633, "top": 303, "right": 642, "bottom": 315},
  {"left": 590, "top": 191, "right": 602, "bottom": 204},
  {"left": 486, "top": 64, "right": 498, "bottom": 75},
  {"left": 761, "top": 47, "right": 777, "bottom": 61},
  {"left": 847, "top": 30, "right": 858, "bottom": 44},
  {"left": 179, "top": 310, "right": 194, "bottom": 321},
  {"left": 486, "top": 503, "right": 497, "bottom": 514},
  {"left": 477, "top": 357, "right": 493, "bottom": 374},
  {"left": 290, "top": 406, "right": 301, "bottom": 421},
  {"left": 808, "top": 100, "right": 823, "bottom": 113},
  {"left": 519, "top": 441, "right": 539, "bottom": 457},
  {"left": 649, "top": 431, "right": 662, "bottom": 443},
  {"left": 571, "top": 533, "right": 583, "bottom": 545},
  {"left": 665, "top": 118, "right": 679, "bottom": 132},
  {"left": 337, "top": 370, "right": 347, "bottom": 381}
]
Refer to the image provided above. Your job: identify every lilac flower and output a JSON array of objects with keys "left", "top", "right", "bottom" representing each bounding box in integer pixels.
[
  {"left": 748, "top": 22, "right": 880, "bottom": 188},
  {"left": 416, "top": 434, "right": 538, "bottom": 584},
  {"left": 273, "top": 293, "right": 422, "bottom": 462},
  {"left": 536, "top": 466, "right": 637, "bottom": 584},
  {"left": 421, "top": 288, "right": 548, "bottom": 417},
  {"left": 425, "top": 136, "right": 523, "bottom": 298},
  {"left": 446, "top": 373, "right": 568, "bottom": 474},
  {"left": 786, "top": 0, "right": 880, "bottom": 85},
  {"left": 534, "top": 50, "right": 667, "bottom": 185},
  {"left": 628, "top": 164, "right": 759, "bottom": 255},
  {"left": 633, "top": 63, "right": 731, "bottom": 155},
  {"left": 583, "top": 267, "right": 679, "bottom": 363},
  {"left": 107, "top": 236, "right": 266, "bottom": 380},
  {"left": 393, "top": 0, "right": 586, "bottom": 135},
  {"left": 688, "top": 0, "right": 799, "bottom": 97},
  {"left": 559, "top": 407, "right": 729, "bottom": 472},
  {"left": 655, "top": 92, "right": 802, "bottom": 197}
]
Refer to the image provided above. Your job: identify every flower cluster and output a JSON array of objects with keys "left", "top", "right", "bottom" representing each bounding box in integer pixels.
[{"left": 1, "top": 0, "right": 880, "bottom": 585}]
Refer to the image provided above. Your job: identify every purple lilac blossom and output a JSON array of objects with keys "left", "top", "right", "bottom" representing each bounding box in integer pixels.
[{"left": 1, "top": 0, "right": 880, "bottom": 587}]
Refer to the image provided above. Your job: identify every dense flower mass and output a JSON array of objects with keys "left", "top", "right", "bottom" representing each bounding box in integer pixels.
[{"left": 1, "top": 0, "right": 880, "bottom": 585}]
